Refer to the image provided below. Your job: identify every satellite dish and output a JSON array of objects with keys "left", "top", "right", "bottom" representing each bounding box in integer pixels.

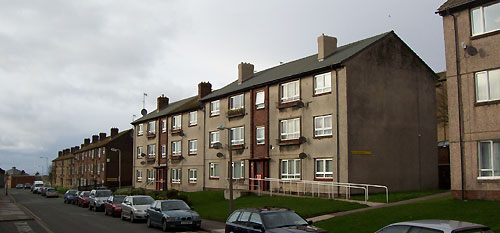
[
  {"left": 466, "top": 46, "right": 478, "bottom": 56},
  {"left": 213, "top": 142, "right": 222, "bottom": 149},
  {"left": 295, "top": 101, "right": 304, "bottom": 108},
  {"left": 299, "top": 153, "right": 307, "bottom": 159},
  {"left": 179, "top": 132, "right": 185, "bottom": 137},
  {"left": 299, "top": 136, "right": 307, "bottom": 144},
  {"left": 216, "top": 152, "right": 224, "bottom": 158},
  {"left": 140, "top": 161, "right": 146, "bottom": 165},
  {"left": 141, "top": 109, "right": 147, "bottom": 116},
  {"left": 141, "top": 153, "right": 147, "bottom": 157}
]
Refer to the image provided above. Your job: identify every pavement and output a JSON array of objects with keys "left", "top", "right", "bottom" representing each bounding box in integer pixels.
[
  {"left": 0, "top": 188, "right": 33, "bottom": 222},
  {"left": 0, "top": 187, "right": 49, "bottom": 233}
]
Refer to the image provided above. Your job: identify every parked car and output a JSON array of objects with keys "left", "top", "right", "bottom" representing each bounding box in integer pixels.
[
  {"left": 146, "top": 199, "right": 201, "bottom": 231},
  {"left": 121, "top": 195, "right": 155, "bottom": 222},
  {"left": 104, "top": 195, "right": 126, "bottom": 217},
  {"left": 76, "top": 191, "right": 91, "bottom": 207},
  {"left": 375, "top": 220, "right": 492, "bottom": 233},
  {"left": 88, "top": 189, "right": 113, "bottom": 211},
  {"left": 24, "top": 183, "right": 32, "bottom": 189},
  {"left": 72, "top": 191, "right": 81, "bottom": 205},
  {"left": 45, "top": 188, "right": 59, "bottom": 198},
  {"left": 225, "top": 208, "right": 327, "bottom": 233},
  {"left": 40, "top": 187, "right": 50, "bottom": 196},
  {"left": 63, "top": 190, "right": 78, "bottom": 204},
  {"left": 15, "top": 184, "right": 24, "bottom": 189}
]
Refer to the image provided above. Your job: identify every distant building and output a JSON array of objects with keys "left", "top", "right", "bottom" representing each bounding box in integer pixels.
[
  {"left": 6, "top": 167, "right": 27, "bottom": 176},
  {"left": 0, "top": 168, "right": 5, "bottom": 187}
]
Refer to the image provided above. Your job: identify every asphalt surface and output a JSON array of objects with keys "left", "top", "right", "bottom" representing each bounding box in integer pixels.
[{"left": 9, "top": 189, "right": 214, "bottom": 233}]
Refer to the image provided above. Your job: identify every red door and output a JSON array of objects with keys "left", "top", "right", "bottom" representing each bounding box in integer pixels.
[{"left": 251, "top": 161, "right": 267, "bottom": 191}]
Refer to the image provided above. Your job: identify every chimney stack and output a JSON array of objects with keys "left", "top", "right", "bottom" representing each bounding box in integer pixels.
[
  {"left": 99, "top": 133, "right": 107, "bottom": 141},
  {"left": 92, "top": 135, "right": 99, "bottom": 143},
  {"left": 238, "top": 62, "right": 254, "bottom": 84},
  {"left": 157, "top": 95, "right": 169, "bottom": 111},
  {"left": 110, "top": 128, "right": 119, "bottom": 137},
  {"left": 58, "top": 151, "right": 63, "bottom": 157},
  {"left": 63, "top": 149, "right": 70, "bottom": 155},
  {"left": 71, "top": 147, "right": 76, "bottom": 154},
  {"left": 84, "top": 138, "right": 90, "bottom": 145},
  {"left": 317, "top": 34, "right": 337, "bottom": 61},
  {"left": 75, "top": 146, "right": 79, "bottom": 151},
  {"left": 198, "top": 82, "right": 212, "bottom": 99}
]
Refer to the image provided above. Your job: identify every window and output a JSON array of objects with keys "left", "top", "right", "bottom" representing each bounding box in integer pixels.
[
  {"left": 475, "top": 69, "right": 500, "bottom": 102},
  {"left": 172, "top": 115, "right": 182, "bottom": 130},
  {"left": 280, "top": 80, "right": 300, "bottom": 103},
  {"left": 281, "top": 159, "right": 301, "bottom": 179},
  {"left": 210, "top": 131, "right": 220, "bottom": 147},
  {"left": 314, "top": 72, "right": 332, "bottom": 95},
  {"left": 256, "top": 127, "right": 265, "bottom": 145},
  {"left": 147, "top": 144, "right": 156, "bottom": 158},
  {"left": 147, "top": 169, "right": 155, "bottom": 182},
  {"left": 256, "top": 91, "right": 265, "bottom": 109},
  {"left": 229, "top": 94, "right": 244, "bottom": 110},
  {"left": 316, "top": 159, "right": 333, "bottom": 179},
  {"left": 137, "top": 124, "right": 143, "bottom": 135},
  {"left": 98, "top": 148, "right": 101, "bottom": 158},
  {"left": 147, "top": 121, "right": 156, "bottom": 134},
  {"left": 97, "top": 164, "right": 100, "bottom": 175},
  {"left": 280, "top": 118, "right": 300, "bottom": 141},
  {"left": 232, "top": 161, "right": 244, "bottom": 179},
  {"left": 211, "top": 100, "right": 220, "bottom": 116},
  {"left": 231, "top": 127, "right": 244, "bottom": 145},
  {"left": 471, "top": 2, "right": 500, "bottom": 36},
  {"left": 102, "top": 163, "right": 104, "bottom": 172},
  {"left": 478, "top": 140, "right": 500, "bottom": 178},
  {"left": 172, "top": 141, "right": 181, "bottom": 155},
  {"left": 137, "top": 146, "right": 143, "bottom": 158},
  {"left": 102, "top": 147, "right": 105, "bottom": 154},
  {"left": 314, "top": 115, "right": 333, "bottom": 137},
  {"left": 189, "top": 111, "right": 197, "bottom": 126},
  {"left": 161, "top": 145, "right": 166, "bottom": 158},
  {"left": 91, "top": 150, "right": 94, "bottom": 159},
  {"left": 189, "top": 140, "right": 197, "bottom": 155},
  {"left": 162, "top": 119, "right": 167, "bottom": 133},
  {"left": 209, "top": 163, "right": 219, "bottom": 178},
  {"left": 188, "top": 169, "right": 197, "bottom": 183},
  {"left": 171, "top": 168, "right": 181, "bottom": 183}
]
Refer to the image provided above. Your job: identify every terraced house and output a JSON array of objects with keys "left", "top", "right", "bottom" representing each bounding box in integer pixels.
[
  {"left": 132, "top": 31, "right": 439, "bottom": 194},
  {"left": 52, "top": 148, "right": 76, "bottom": 188},
  {"left": 438, "top": 0, "right": 500, "bottom": 200}
]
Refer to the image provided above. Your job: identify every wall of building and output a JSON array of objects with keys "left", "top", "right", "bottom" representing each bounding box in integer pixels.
[{"left": 133, "top": 121, "right": 158, "bottom": 190}]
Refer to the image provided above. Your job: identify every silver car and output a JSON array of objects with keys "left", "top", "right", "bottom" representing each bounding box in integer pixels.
[
  {"left": 121, "top": 195, "right": 155, "bottom": 223},
  {"left": 375, "top": 220, "right": 492, "bottom": 233},
  {"left": 88, "top": 189, "right": 112, "bottom": 212},
  {"left": 45, "top": 188, "right": 59, "bottom": 198}
]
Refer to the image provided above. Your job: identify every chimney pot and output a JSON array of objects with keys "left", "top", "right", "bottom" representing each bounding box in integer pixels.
[
  {"left": 318, "top": 34, "right": 337, "bottom": 61},
  {"left": 92, "top": 135, "right": 99, "bottom": 143},
  {"left": 110, "top": 128, "right": 119, "bottom": 137},
  {"left": 157, "top": 95, "right": 169, "bottom": 111},
  {"left": 238, "top": 62, "right": 254, "bottom": 84},
  {"left": 198, "top": 82, "right": 212, "bottom": 99}
]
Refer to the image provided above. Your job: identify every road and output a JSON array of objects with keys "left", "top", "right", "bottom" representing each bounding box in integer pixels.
[{"left": 9, "top": 188, "right": 213, "bottom": 233}]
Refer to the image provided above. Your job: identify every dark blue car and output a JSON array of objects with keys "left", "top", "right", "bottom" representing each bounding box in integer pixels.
[
  {"left": 63, "top": 190, "right": 78, "bottom": 204},
  {"left": 146, "top": 199, "right": 201, "bottom": 231}
]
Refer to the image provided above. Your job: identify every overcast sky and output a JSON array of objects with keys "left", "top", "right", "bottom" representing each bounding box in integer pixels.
[{"left": 0, "top": 0, "right": 446, "bottom": 175}]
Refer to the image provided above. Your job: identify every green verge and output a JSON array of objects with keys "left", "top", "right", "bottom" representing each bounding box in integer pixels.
[
  {"left": 183, "top": 191, "right": 367, "bottom": 222},
  {"left": 349, "top": 189, "right": 448, "bottom": 203},
  {"left": 56, "top": 187, "right": 69, "bottom": 194},
  {"left": 314, "top": 195, "right": 500, "bottom": 233}
]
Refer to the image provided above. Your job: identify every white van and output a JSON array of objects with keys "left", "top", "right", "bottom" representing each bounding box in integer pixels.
[{"left": 33, "top": 181, "right": 44, "bottom": 193}]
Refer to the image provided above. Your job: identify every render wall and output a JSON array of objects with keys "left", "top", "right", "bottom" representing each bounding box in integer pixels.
[{"left": 133, "top": 121, "right": 158, "bottom": 190}]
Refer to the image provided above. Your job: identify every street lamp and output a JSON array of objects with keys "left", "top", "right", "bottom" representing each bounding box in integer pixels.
[
  {"left": 110, "top": 148, "right": 121, "bottom": 189},
  {"left": 217, "top": 125, "right": 233, "bottom": 214},
  {"left": 40, "top": 156, "right": 48, "bottom": 176}
]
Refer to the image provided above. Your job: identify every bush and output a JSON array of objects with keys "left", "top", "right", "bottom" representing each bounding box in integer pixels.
[{"left": 56, "top": 187, "right": 69, "bottom": 194}]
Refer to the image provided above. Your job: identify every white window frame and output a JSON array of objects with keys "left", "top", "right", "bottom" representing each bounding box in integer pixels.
[
  {"left": 161, "top": 145, "right": 166, "bottom": 158},
  {"left": 210, "top": 100, "right": 220, "bottom": 116},
  {"left": 172, "top": 141, "right": 181, "bottom": 155},
  {"left": 98, "top": 148, "right": 101, "bottom": 158},
  {"left": 232, "top": 161, "right": 244, "bottom": 179},
  {"left": 475, "top": 69, "right": 500, "bottom": 102},
  {"left": 314, "top": 72, "right": 332, "bottom": 95},
  {"left": 478, "top": 140, "right": 500, "bottom": 179},
  {"left": 471, "top": 2, "right": 500, "bottom": 36},
  {"left": 210, "top": 131, "right": 220, "bottom": 147},
  {"left": 137, "top": 146, "right": 143, "bottom": 159},
  {"left": 147, "top": 169, "right": 155, "bottom": 182},
  {"left": 188, "top": 169, "right": 197, "bottom": 183},
  {"left": 188, "top": 139, "right": 197, "bottom": 155},
  {"left": 256, "top": 126, "right": 265, "bottom": 145},
  {"left": 97, "top": 163, "right": 100, "bottom": 175},
  {"left": 281, "top": 159, "right": 301, "bottom": 180},
  {"left": 162, "top": 119, "right": 167, "bottom": 133},
  {"left": 172, "top": 115, "right": 182, "bottom": 130},
  {"left": 280, "top": 80, "right": 300, "bottom": 103},
  {"left": 147, "top": 121, "right": 156, "bottom": 134},
  {"left": 255, "top": 91, "right": 265, "bottom": 109},
  {"left": 209, "top": 163, "right": 219, "bottom": 178},
  {"left": 171, "top": 168, "right": 181, "bottom": 183},
  {"left": 315, "top": 158, "right": 333, "bottom": 179},
  {"left": 189, "top": 111, "right": 197, "bottom": 126},
  {"left": 137, "top": 124, "right": 143, "bottom": 136},
  {"left": 280, "top": 118, "right": 300, "bottom": 141},
  {"left": 229, "top": 94, "right": 244, "bottom": 110},
  {"left": 231, "top": 126, "right": 244, "bottom": 145},
  {"left": 314, "top": 115, "right": 333, "bottom": 137},
  {"left": 147, "top": 144, "right": 156, "bottom": 158}
]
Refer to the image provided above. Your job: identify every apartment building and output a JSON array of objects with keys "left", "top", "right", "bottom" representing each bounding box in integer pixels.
[
  {"left": 73, "top": 128, "right": 133, "bottom": 189},
  {"left": 438, "top": 0, "right": 500, "bottom": 200},
  {"left": 52, "top": 148, "right": 76, "bottom": 188}
]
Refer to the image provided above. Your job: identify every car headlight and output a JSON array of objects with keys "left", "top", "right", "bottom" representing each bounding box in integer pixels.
[{"left": 166, "top": 217, "right": 179, "bottom": 221}]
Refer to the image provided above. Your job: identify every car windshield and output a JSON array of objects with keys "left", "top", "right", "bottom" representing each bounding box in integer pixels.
[
  {"left": 67, "top": 190, "right": 77, "bottom": 195},
  {"left": 161, "top": 201, "right": 190, "bottom": 211},
  {"left": 82, "top": 192, "right": 90, "bottom": 197},
  {"left": 95, "top": 190, "right": 112, "bottom": 197},
  {"left": 35, "top": 184, "right": 43, "bottom": 187},
  {"left": 47, "top": 188, "right": 55, "bottom": 192},
  {"left": 133, "top": 196, "right": 154, "bottom": 205},
  {"left": 261, "top": 211, "right": 308, "bottom": 229},
  {"left": 113, "top": 196, "right": 126, "bottom": 203}
]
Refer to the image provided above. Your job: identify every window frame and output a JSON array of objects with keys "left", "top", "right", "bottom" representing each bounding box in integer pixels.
[
  {"left": 147, "top": 169, "right": 155, "bottom": 182},
  {"left": 147, "top": 144, "right": 156, "bottom": 158},
  {"left": 478, "top": 140, "right": 500, "bottom": 179},
  {"left": 230, "top": 126, "right": 245, "bottom": 145},
  {"left": 161, "top": 119, "right": 167, "bottom": 133},
  {"left": 255, "top": 91, "right": 265, "bottom": 109},
  {"left": 313, "top": 72, "right": 332, "bottom": 95},
  {"left": 137, "top": 146, "right": 143, "bottom": 158},
  {"left": 189, "top": 111, "right": 197, "bottom": 126},
  {"left": 314, "top": 115, "right": 333, "bottom": 137},
  {"left": 147, "top": 121, "right": 156, "bottom": 134},
  {"left": 475, "top": 68, "right": 500, "bottom": 103},
  {"left": 188, "top": 169, "right": 197, "bottom": 183},
  {"left": 232, "top": 161, "right": 245, "bottom": 179},
  {"left": 281, "top": 159, "right": 301, "bottom": 180},
  {"left": 161, "top": 145, "right": 166, "bottom": 158},
  {"left": 209, "top": 163, "right": 219, "bottom": 179},
  {"left": 188, "top": 139, "right": 198, "bottom": 155},
  {"left": 172, "top": 115, "right": 182, "bottom": 130},
  {"left": 471, "top": 2, "right": 500, "bottom": 36},
  {"left": 137, "top": 124, "right": 143, "bottom": 136},
  {"left": 209, "top": 131, "right": 220, "bottom": 147},
  {"left": 171, "top": 141, "right": 182, "bottom": 156},
  {"left": 280, "top": 118, "right": 301, "bottom": 141},
  {"left": 171, "top": 168, "right": 181, "bottom": 184},
  {"left": 280, "top": 80, "right": 300, "bottom": 103},
  {"left": 210, "top": 100, "right": 220, "bottom": 116},
  {"left": 256, "top": 126, "right": 265, "bottom": 145},
  {"left": 136, "top": 170, "right": 142, "bottom": 182},
  {"left": 229, "top": 94, "right": 244, "bottom": 110},
  {"left": 315, "top": 158, "right": 333, "bottom": 179}
]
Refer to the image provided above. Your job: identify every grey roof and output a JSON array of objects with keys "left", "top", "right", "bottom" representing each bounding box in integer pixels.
[
  {"left": 382, "top": 220, "right": 490, "bottom": 233},
  {"left": 131, "top": 95, "right": 199, "bottom": 125},
  {"left": 437, "top": 0, "right": 494, "bottom": 15},
  {"left": 201, "top": 31, "right": 393, "bottom": 101}
]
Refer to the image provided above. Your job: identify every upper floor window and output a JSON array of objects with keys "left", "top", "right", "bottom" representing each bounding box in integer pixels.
[
  {"left": 210, "top": 131, "right": 220, "bottom": 147},
  {"left": 471, "top": 2, "right": 500, "bottom": 36},
  {"left": 161, "top": 145, "right": 166, "bottom": 158},
  {"left": 280, "top": 118, "right": 300, "bottom": 141},
  {"left": 230, "top": 94, "right": 244, "bottom": 110},
  {"left": 172, "top": 115, "right": 182, "bottom": 130},
  {"left": 172, "top": 141, "right": 181, "bottom": 155},
  {"left": 314, "top": 72, "right": 332, "bottom": 95},
  {"left": 255, "top": 91, "right": 265, "bottom": 109},
  {"left": 476, "top": 69, "right": 500, "bottom": 102},
  {"left": 147, "top": 121, "right": 156, "bottom": 134},
  {"left": 137, "top": 124, "right": 143, "bottom": 135},
  {"left": 189, "top": 111, "right": 197, "bottom": 126},
  {"left": 137, "top": 146, "right": 143, "bottom": 159},
  {"left": 161, "top": 119, "right": 167, "bottom": 133},
  {"left": 232, "top": 161, "right": 244, "bottom": 179},
  {"left": 280, "top": 80, "right": 300, "bottom": 103},
  {"left": 147, "top": 144, "right": 156, "bottom": 158},
  {"left": 478, "top": 140, "right": 500, "bottom": 178},
  {"left": 314, "top": 115, "right": 333, "bottom": 137},
  {"left": 189, "top": 139, "right": 198, "bottom": 155},
  {"left": 256, "top": 126, "right": 265, "bottom": 145},
  {"left": 231, "top": 127, "right": 244, "bottom": 145},
  {"left": 211, "top": 100, "right": 220, "bottom": 116},
  {"left": 315, "top": 158, "right": 333, "bottom": 179}
]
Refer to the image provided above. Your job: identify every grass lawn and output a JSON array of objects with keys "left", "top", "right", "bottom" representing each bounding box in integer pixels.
[
  {"left": 183, "top": 191, "right": 367, "bottom": 222},
  {"left": 350, "top": 189, "right": 448, "bottom": 203},
  {"left": 315, "top": 195, "right": 500, "bottom": 233}
]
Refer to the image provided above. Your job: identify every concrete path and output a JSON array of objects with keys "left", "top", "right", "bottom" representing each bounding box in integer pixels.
[
  {"left": 308, "top": 191, "right": 451, "bottom": 223},
  {"left": 0, "top": 188, "right": 33, "bottom": 222}
]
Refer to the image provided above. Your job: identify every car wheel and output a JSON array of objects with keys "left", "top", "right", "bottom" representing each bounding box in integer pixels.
[
  {"left": 130, "top": 213, "right": 135, "bottom": 223},
  {"left": 162, "top": 219, "right": 168, "bottom": 232},
  {"left": 146, "top": 217, "right": 152, "bottom": 228}
]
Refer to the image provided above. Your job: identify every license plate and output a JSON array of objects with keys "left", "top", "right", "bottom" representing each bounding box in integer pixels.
[{"left": 181, "top": 221, "right": 192, "bottom": 225}]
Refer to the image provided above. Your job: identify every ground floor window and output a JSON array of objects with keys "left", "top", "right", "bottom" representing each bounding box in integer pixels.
[
  {"left": 315, "top": 158, "right": 333, "bottom": 179},
  {"left": 147, "top": 169, "right": 155, "bottom": 182},
  {"left": 479, "top": 140, "right": 500, "bottom": 178},
  {"left": 188, "top": 169, "right": 197, "bottom": 183},
  {"left": 171, "top": 168, "right": 181, "bottom": 183},
  {"left": 281, "top": 159, "right": 301, "bottom": 180},
  {"left": 209, "top": 163, "right": 219, "bottom": 178},
  {"left": 232, "top": 161, "right": 244, "bottom": 179},
  {"left": 136, "top": 170, "right": 142, "bottom": 182}
]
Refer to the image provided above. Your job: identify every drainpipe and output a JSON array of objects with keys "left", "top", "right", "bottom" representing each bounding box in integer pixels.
[
  {"left": 202, "top": 105, "right": 207, "bottom": 190},
  {"left": 334, "top": 67, "right": 341, "bottom": 196}
]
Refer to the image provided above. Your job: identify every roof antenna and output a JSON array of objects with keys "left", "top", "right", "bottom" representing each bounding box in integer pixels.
[{"left": 141, "top": 93, "right": 148, "bottom": 116}]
